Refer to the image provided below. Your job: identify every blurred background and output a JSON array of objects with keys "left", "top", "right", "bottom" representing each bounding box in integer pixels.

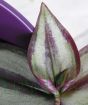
[{"left": 5, "top": 0, "right": 88, "bottom": 39}]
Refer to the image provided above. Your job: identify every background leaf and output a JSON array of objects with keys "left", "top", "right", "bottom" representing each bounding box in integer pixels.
[
  {"left": 0, "top": 42, "right": 45, "bottom": 93},
  {"left": 62, "top": 45, "right": 88, "bottom": 92},
  {"left": 62, "top": 85, "right": 88, "bottom": 105},
  {"left": 79, "top": 45, "right": 88, "bottom": 77},
  {"left": 0, "top": 78, "right": 54, "bottom": 105}
]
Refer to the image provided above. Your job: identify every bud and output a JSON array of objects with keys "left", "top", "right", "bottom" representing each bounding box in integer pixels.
[{"left": 27, "top": 2, "right": 80, "bottom": 105}]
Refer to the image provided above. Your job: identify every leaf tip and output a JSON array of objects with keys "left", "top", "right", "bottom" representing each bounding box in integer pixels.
[{"left": 40, "top": 2, "right": 49, "bottom": 14}]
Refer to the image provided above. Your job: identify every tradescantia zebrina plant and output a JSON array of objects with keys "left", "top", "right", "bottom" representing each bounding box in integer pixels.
[{"left": 27, "top": 2, "right": 88, "bottom": 105}]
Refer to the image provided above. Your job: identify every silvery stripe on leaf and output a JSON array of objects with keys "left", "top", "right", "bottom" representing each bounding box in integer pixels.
[{"left": 28, "top": 3, "right": 80, "bottom": 93}]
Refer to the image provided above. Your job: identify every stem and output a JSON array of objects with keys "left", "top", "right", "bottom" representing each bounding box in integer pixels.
[{"left": 54, "top": 92, "right": 61, "bottom": 105}]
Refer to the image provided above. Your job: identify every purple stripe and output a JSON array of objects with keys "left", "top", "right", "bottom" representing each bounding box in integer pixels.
[
  {"left": 45, "top": 4, "right": 80, "bottom": 76},
  {"left": 42, "top": 2, "right": 80, "bottom": 81},
  {"left": 45, "top": 22, "right": 56, "bottom": 81},
  {"left": 62, "top": 46, "right": 88, "bottom": 92},
  {"left": 37, "top": 78, "right": 57, "bottom": 94},
  {"left": 57, "top": 22, "right": 80, "bottom": 76},
  {"left": 45, "top": 22, "right": 61, "bottom": 82},
  {"left": 62, "top": 75, "right": 88, "bottom": 92}
]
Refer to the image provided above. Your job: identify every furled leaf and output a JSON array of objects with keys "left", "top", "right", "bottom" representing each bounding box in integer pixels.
[
  {"left": 27, "top": 2, "right": 80, "bottom": 92},
  {"left": 55, "top": 70, "right": 68, "bottom": 89}
]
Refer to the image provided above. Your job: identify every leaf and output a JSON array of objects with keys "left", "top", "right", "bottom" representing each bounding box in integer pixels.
[
  {"left": 55, "top": 70, "right": 68, "bottom": 88},
  {"left": 0, "top": 78, "right": 54, "bottom": 105},
  {"left": 79, "top": 45, "right": 88, "bottom": 77},
  {"left": 62, "top": 45, "right": 88, "bottom": 92},
  {"left": 27, "top": 2, "right": 80, "bottom": 92},
  {"left": 0, "top": 42, "right": 45, "bottom": 93},
  {"left": 62, "top": 85, "right": 88, "bottom": 105}
]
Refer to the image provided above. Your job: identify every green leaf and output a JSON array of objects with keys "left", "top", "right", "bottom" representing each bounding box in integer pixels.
[
  {"left": 0, "top": 78, "right": 54, "bottom": 105},
  {"left": 0, "top": 42, "right": 45, "bottom": 93},
  {"left": 55, "top": 70, "right": 68, "bottom": 88},
  {"left": 62, "top": 85, "right": 88, "bottom": 105}
]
